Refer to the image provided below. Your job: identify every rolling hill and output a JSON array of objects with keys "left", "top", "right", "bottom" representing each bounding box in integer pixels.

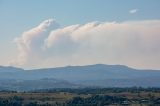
[{"left": 0, "top": 64, "right": 160, "bottom": 91}]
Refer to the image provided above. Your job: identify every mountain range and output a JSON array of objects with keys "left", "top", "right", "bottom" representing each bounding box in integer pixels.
[{"left": 0, "top": 64, "right": 160, "bottom": 91}]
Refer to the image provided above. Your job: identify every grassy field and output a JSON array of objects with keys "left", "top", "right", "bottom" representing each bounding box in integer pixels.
[
  {"left": 0, "top": 92, "right": 90, "bottom": 105},
  {"left": 0, "top": 88, "right": 160, "bottom": 106}
]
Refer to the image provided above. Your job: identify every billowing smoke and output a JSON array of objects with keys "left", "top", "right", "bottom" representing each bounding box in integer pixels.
[
  {"left": 10, "top": 19, "right": 60, "bottom": 67},
  {"left": 11, "top": 19, "right": 160, "bottom": 69}
]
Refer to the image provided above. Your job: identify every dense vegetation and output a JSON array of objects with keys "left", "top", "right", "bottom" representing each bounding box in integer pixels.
[{"left": 0, "top": 87, "right": 160, "bottom": 106}]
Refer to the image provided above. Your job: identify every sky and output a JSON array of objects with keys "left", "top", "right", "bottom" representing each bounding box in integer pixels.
[{"left": 0, "top": 0, "right": 160, "bottom": 69}]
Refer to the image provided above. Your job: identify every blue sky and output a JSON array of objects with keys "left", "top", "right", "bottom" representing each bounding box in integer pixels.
[
  {"left": 0, "top": 0, "right": 160, "bottom": 69},
  {"left": 1, "top": 0, "right": 160, "bottom": 40}
]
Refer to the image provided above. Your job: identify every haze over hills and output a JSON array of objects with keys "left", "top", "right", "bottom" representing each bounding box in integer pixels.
[{"left": 0, "top": 64, "right": 160, "bottom": 91}]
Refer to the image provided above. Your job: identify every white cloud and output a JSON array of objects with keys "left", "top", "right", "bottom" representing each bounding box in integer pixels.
[
  {"left": 11, "top": 19, "right": 160, "bottom": 69},
  {"left": 129, "top": 9, "right": 138, "bottom": 14}
]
